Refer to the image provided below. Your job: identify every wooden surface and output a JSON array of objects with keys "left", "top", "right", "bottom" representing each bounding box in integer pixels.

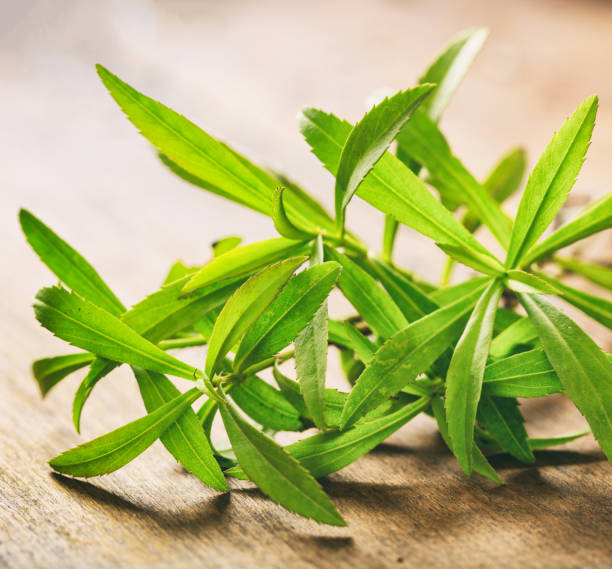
[{"left": 2, "top": 1, "right": 612, "bottom": 567}]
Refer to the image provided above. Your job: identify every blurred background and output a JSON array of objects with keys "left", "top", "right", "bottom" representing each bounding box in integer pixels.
[{"left": 2, "top": 1, "right": 612, "bottom": 566}]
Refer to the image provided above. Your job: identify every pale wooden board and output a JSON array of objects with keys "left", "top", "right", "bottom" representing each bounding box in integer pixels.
[{"left": 2, "top": 0, "right": 612, "bottom": 567}]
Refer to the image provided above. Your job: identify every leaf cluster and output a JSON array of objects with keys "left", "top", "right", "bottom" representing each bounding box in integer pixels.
[{"left": 21, "top": 29, "right": 612, "bottom": 526}]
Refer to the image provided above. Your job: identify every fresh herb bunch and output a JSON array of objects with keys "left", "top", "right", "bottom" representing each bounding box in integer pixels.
[{"left": 21, "top": 29, "right": 612, "bottom": 527}]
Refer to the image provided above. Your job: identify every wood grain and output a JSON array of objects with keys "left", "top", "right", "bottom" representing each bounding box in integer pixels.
[{"left": 2, "top": 0, "right": 611, "bottom": 567}]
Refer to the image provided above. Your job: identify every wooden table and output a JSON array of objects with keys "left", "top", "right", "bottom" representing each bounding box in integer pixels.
[{"left": 2, "top": 1, "right": 611, "bottom": 567}]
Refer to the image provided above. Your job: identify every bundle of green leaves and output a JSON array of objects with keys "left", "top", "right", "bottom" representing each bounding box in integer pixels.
[{"left": 21, "top": 28, "right": 612, "bottom": 526}]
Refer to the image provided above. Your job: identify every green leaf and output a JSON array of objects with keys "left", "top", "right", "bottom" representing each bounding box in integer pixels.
[
  {"left": 124, "top": 274, "right": 243, "bottom": 345},
  {"left": 49, "top": 388, "right": 201, "bottom": 477},
  {"left": 534, "top": 271, "right": 612, "bottom": 330},
  {"left": 437, "top": 242, "right": 504, "bottom": 276},
  {"left": 340, "top": 281, "right": 487, "bottom": 429},
  {"left": 477, "top": 396, "right": 534, "bottom": 463},
  {"left": 397, "top": 111, "right": 511, "bottom": 248},
  {"left": 334, "top": 85, "right": 434, "bottom": 230},
  {"left": 294, "top": 234, "right": 329, "bottom": 430},
  {"left": 32, "top": 353, "right": 94, "bottom": 397},
  {"left": 272, "top": 187, "right": 314, "bottom": 240},
  {"left": 212, "top": 236, "right": 242, "bottom": 257},
  {"left": 228, "top": 396, "right": 429, "bottom": 480},
  {"left": 445, "top": 279, "right": 503, "bottom": 474},
  {"left": 523, "top": 190, "right": 612, "bottom": 265},
  {"left": 342, "top": 322, "right": 376, "bottom": 364},
  {"left": 272, "top": 363, "right": 349, "bottom": 427},
  {"left": 162, "top": 260, "right": 199, "bottom": 285},
  {"left": 483, "top": 349, "right": 563, "bottom": 398},
  {"left": 295, "top": 301, "right": 329, "bottom": 431},
  {"left": 230, "top": 375, "right": 304, "bottom": 432},
  {"left": 527, "top": 430, "right": 590, "bottom": 450},
  {"left": 430, "top": 276, "right": 490, "bottom": 305},
  {"left": 183, "top": 237, "right": 308, "bottom": 294},
  {"left": 234, "top": 262, "right": 341, "bottom": 373},
  {"left": 73, "top": 359, "right": 117, "bottom": 432},
  {"left": 431, "top": 397, "right": 502, "bottom": 483},
  {"left": 325, "top": 248, "right": 407, "bottom": 339},
  {"left": 218, "top": 399, "right": 345, "bottom": 526},
  {"left": 34, "top": 286, "right": 197, "bottom": 380},
  {"left": 415, "top": 27, "right": 488, "bottom": 123},
  {"left": 299, "top": 107, "right": 496, "bottom": 262},
  {"left": 19, "top": 209, "right": 125, "bottom": 316},
  {"left": 489, "top": 316, "right": 538, "bottom": 359},
  {"left": 556, "top": 256, "right": 612, "bottom": 292},
  {"left": 367, "top": 259, "right": 438, "bottom": 322},
  {"left": 504, "top": 270, "right": 560, "bottom": 295},
  {"left": 99, "top": 66, "right": 334, "bottom": 234},
  {"left": 462, "top": 147, "right": 527, "bottom": 233},
  {"left": 205, "top": 257, "right": 306, "bottom": 377},
  {"left": 132, "top": 368, "right": 227, "bottom": 490},
  {"left": 382, "top": 215, "right": 399, "bottom": 263},
  {"left": 506, "top": 96, "right": 598, "bottom": 268},
  {"left": 518, "top": 293, "right": 612, "bottom": 462},
  {"left": 72, "top": 274, "right": 239, "bottom": 431}
]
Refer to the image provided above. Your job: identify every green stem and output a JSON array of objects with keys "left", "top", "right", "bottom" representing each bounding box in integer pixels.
[{"left": 158, "top": 334, "right": 208, "bottom": 350}]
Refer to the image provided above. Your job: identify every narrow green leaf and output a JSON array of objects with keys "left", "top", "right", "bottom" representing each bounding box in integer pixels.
[
  {"left": 218, "top": 399, "right": 345, "bottom": 526},
  {"left": 556, "top": 256, "right": 612, "bottom": 292},
  {"left": 334, "top": 85, "right": 434, "bottom": 230},
  {"left": 534, "top": 271, "right": 612, "bottom": 330},
  {"left": 368, "top": 258, "right": 438, "bottom": 322},
  {"left": 272, "top": 363, "right": 349, "bottom": 427},
  {"left": 382, "top": 215, "right": 399, "bottom": 263},
  {"left": 506, "top": 96, "right": 598, "bottom": 268},
  {"left": 397, "top": 111, "right": 512, "bottom": 247},
  {"left": 462, "top": 147, "right": 527, "bottom": 233},
  {"left": 32, "top": 353, "right": 94, "bottom": 397},
  {"left": 477, "top": 396, "right": 534, "bottom": 463},
  {"left": 19, "top": 209, "right": 125, "bottom": 315},
  {"left": 234, "top": 262, "right": 341, "bottom": 373},
  {"left": 489, "top": 316, "right": 538, "bottom": 359},
  {"left": 72, "top": 274, "right": 239, "bottom": 431},
  {"left": 415, "top": 28, "right": 488, "bottom": 123},
  {"left": 230, "top": 375, "right": 304, "bottom": 432},
  {"left": 228, "top": 396, "right": 429, "bottom": 480},
  {"left": 183, "top": 237, "right": 307, "bottom": 294},
  {"left": 124, "top": 274, "right": 242, "bottom": 345},
  {"left": 294, "top": 235, "right": 329, "bottom": 430},
  {"left": 34, "top": 286, "right": 197, "bottom": 380},
  {"left": 325, "top": 248, "right": 407, "bottom": 339},
  {"left": 342, "top": 322, "right": 376, "bottom": 364},
  {"left": 483, "top": 349, "right": 563, "bottom": 398},
  {"left": 162, "top": 260, "right": 198, "bottom": 285},
  {"left": 212, "top": 236, "right": 242, "bottom": 257},
  {"left": 295, "top": 300, "right": 329, "bottom": 431},
  {"left": 100, "top": 66, "right": 334, "bottom": 235},
  {"left": 72, "top": 359, "right": 117, "bottom": 432},
  {"left": 505, "top": 270, "right": 560, "bottom": 295},
  {"left": 445, "top": 279, "right": 503, "bottom": 474},
  {"left": 528, "top": 430, "right": 590, "bottom": 450},
  {"left": 437, "top": 242, "right": 504, "bottom": 276},
  {"left": 272, "top": 187, "right": 314, "bottom": 240},
  {"left": 429, "top": 276, "right": 490, "bottom": 305},
  {"left": 341, "top": 281, "right": 487, "bottom": 429},
  {"left": 431, "top": 397, "right": 502, "bottom": 483},
  {"left": 523, "top": 190, "right": 612, "bottom": 265},
  {"left": 132, "top": 368, "right": 227, "bottom": 490},
  {"left": 518, "top": 293, "right": 612, "bottom": 462},
  {"left": 299, "top": 108, "right": 496, "bottom": 261},
  {"left": 49, "top": 388, "right": 201, "bottom": 477},
  {"left": 205, "top": 257, "right": 306, "bottom": 377}
]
